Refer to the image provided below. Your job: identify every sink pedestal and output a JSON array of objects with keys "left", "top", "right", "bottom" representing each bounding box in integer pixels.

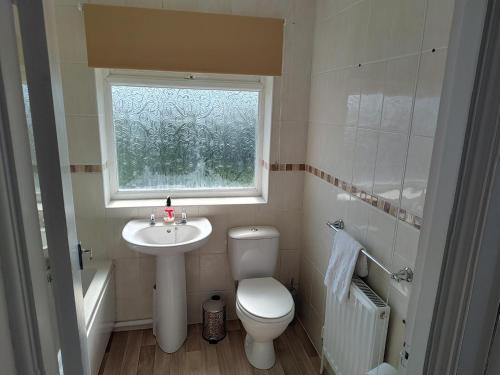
[
  {"left": 122, "top": 218, "right": 212, "bottom": 353},
  {"left": 155, "top": 254, "right": 187, "bottom": 353}
]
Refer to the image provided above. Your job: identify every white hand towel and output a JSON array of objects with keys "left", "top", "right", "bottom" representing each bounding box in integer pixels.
[
  {"left": 324, "top": 230, "right": 367, "bottom": 303},
  {"left": 356, "top": 252, "right": 368, "bottom": 277}
]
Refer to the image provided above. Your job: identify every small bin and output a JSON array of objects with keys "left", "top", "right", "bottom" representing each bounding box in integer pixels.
[{"left": 202, "top": 295, "right": 226, "bottom": 344}]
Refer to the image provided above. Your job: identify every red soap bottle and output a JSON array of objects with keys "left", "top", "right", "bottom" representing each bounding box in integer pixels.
[{"left": 164, "top": 196, "right": 175, "bottom": 223}]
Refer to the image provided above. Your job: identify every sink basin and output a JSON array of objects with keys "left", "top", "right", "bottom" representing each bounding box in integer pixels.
[
  {"left": 122, "top": 217, "right": 212, "bottom": 255},
  {"left": 122, "top": 217, "right": 212, "bottom": 353}
]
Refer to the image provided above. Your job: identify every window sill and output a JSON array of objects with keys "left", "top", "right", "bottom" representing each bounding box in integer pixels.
[{"left": 106, "top": 196, "right": 267, "bottom": 208}]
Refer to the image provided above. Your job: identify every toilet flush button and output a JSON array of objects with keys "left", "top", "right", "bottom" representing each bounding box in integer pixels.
[{"left": 250, "top": 227, "right": 258, "bottom": 232}]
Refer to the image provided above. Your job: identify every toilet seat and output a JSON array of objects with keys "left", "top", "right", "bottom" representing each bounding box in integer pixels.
[
  {"left": 237, "top": 299, "right": 295, "bottom": 324},
  {"left": 237, "top": 277, "right": 294, "bottom": 323}
]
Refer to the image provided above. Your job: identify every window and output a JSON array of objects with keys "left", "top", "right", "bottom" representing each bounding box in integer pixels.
[{"left": 101, "top": 71, "right": 269, "bottom": 199}]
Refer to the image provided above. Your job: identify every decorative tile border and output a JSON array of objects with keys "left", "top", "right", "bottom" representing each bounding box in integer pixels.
[
  {"left": 304, "top": 163, "right": 423, "bottom": 230},
  {"left": 270, "top": 163, "right": 306, "bottom": 171},
  {"left": 69, "top": 159, "right": 422, "bottom": 229},
  {"left": 71, "top": 161, "right": 304, "bottom": 173},
  {"left": 70, "top": 164, "right": 102, "bottom": 173}
]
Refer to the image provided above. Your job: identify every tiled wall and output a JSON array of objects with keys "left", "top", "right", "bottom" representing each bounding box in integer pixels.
[
  {"left": 299, "top": 0, "right": 454, "bottom": 368},
  {"left": 53, "top": 0, "right": 315, "bottom": 323}
]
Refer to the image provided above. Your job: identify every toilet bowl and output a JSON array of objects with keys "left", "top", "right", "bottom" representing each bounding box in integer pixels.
[
  {"left": 235, "top": 277, "right": 294, "bottom": 369},
  {"left": 228, "top": 226, "right": 294, "bottom": 369}
]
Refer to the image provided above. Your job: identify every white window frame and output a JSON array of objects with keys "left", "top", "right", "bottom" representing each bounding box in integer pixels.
[{"left": 100, "top": 70, "right": 268, "bottom": 200}]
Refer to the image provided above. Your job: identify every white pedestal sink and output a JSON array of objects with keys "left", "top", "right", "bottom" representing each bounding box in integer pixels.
[{"left": 122, "top": 217, "right": 212, "bottom": 353}]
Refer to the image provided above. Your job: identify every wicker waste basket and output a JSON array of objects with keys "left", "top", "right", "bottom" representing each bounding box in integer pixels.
[{"left": 202, "top": 295, "right": 226, "bottom": 344}]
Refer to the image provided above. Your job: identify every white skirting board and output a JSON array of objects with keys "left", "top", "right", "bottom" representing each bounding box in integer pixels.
[{"left": 114, "top": 319, "right": 153, "bottom": 332}]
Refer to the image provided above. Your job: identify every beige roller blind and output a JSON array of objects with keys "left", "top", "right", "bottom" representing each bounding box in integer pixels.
[{"left": 83, "top": 4, "right": 284, "bottom": 76}]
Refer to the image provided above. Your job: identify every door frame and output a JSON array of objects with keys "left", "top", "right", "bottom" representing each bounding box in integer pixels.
[
  {"left": 404, "top": 0, "right": 497, "bottom": 373},
  {"left": 422, "top": 0, "right": 500, "bottom": 372},
  {"left": 0, "top": 0, "right": 60, "bottom": 373},
  {"left": 1, "top": 0, "right": 90, "bottom": 373}
]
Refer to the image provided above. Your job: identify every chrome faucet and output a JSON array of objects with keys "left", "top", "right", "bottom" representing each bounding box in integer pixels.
[
  {"left": 150, "top": 213, "right": 156, "bottom": 226},
  {"left": 176, "top": 209, "right": 187, "bottom": 224}
]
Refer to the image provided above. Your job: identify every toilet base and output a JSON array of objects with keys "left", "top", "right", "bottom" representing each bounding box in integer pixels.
[{"left": 244, "top": 334, "right": 276, "bottom": 370}]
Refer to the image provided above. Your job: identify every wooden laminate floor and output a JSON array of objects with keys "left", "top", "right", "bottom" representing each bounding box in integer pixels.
[{"left": 99, "top": 319, "right": 321, "bottom": 375}]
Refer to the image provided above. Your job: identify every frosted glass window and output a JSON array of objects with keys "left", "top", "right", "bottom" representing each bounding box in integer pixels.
[{"left": 111, "top": 85, "right": 259, "bottom": 191}]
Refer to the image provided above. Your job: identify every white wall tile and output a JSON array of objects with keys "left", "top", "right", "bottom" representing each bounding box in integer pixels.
[
  {"left": 281, "top": 19, "right": 314, "bottom": 123},
  {"left": 387, "top": 0, "right": 425, "bottom": 58},
  {"left": 338, "top": 126, "right": 356, "bottom": 183},
  {"left": 364, "top": 0, "right": 393, "bottom": 62},
  {"left": 55, "top": 5, "right": 87, "bottom": 63},
  {"left": 187, "top": 293, "right": 202, "bottom": 324},
  {"left": 366, "top": 263, "right": 391, "bottom": 301},
  {"left": 71, "top": 172, "right": 105, "bottom": 218},
  {"left": 336, "top": 0, "right": 364, "bottom": 14},
  {"left": 56, "top": 0, "right": 314, "bottom": 325},
  {"left": 394, "top": 221, "right": 420, "bottom": 269},
  {"left": 75, "top": 216, "right": 108, "bottom": 260},
  {"left": 358, "top": 62, "right": 386, "bottom": 129},
  {"left": 342, "top": 0, "right": 370, "bottom": 67},
  {"left": 196, "top": 222, "right": 227, "bottom": 255},
  {"left": 345, "top": 196, "right": 370, "bottom": 243},
  {"left": 401, "top": 135, "right": 434, "bottom": 217},
  {"left": 186, "top": 253, "right": 200, "bottom": 292},
  {"left": 309, "top": 72, "right": 335, "bottom": 124},
  {"left": 422, "top": 0, "right": 455, "bottom": 50},
  {"left": 373, "top": 132, "right": 407, "bottom": 205},
  {"left": 104, "top": 207, "right": 139, "bottom": 257},
  {"left": 308, "top": 227, "right": 332, "bottom": 275},
  {"left": 278, "top": 121, "right": 308, "bottom": 163},
  {"left": 116, "top": 296, "right": 152, "bottom": 321},
  {"left": 352, "top": 128, "right": 378, "bottom": 193},
  {"left": 60, "top": 63, "right": 97, "bottom": 116},
  {"left": 365, "top": 206, "right": 397, "bottom": 266},
  {"left": 66, "top": 115, "right": 102, "bottom": 164},
  {"left": 278, "top": 250, "right": 299, "bottom": 287},
  {"left": 328, "top": 2, "right": 369, "bottom": 69},
  {"left": 330, "top": 67, "right": 362, "bottom": 126},
  {"left": 115, "top": 258, "right": 143, "bottom": 301},
  {"left": 140, "top": 256, "right": 156, "bottom": 292},
  {"left": 381, "top": 55, "right": 419, "bottom": 133},
  {"left": 276, "top": 172, "right": 305, "bottom": 211},
  {"left": 310, "top": 266, "right": 326, "bottom": 321},
  {"left": 275, "top": 209, "right": 302, "bottom": 250},
  {"left": 301, "top": 0, "right": 454, "bottom": 366},
  {"left": 199, "top": 253, "right": 232, "bottom": 291},
  {"left": 316, "top": 0, "right": 337, "bottom": 22},
  {"left": 322, "top": 125, "right": 342, "bottom": 176},
  {"left": 306, "top": 122, "right": 324, "bottom": 169},
  {"left": 311, "top": 20, "right": 331, "bottom": 74},
  {"left": 412, "top": 49, "right": 448, "bottom": 137},
  {"left": 298, "top": 256, "right": 313, "bottom": 307}
]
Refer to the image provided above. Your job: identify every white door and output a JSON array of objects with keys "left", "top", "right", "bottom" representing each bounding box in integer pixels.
[{"left": 0, "top": 0, "right": 89, "bottom": 374}]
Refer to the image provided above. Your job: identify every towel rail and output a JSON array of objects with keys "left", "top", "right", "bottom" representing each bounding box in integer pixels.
[{"left": 326, "top": 219, "right": 414, "bottom": 283}]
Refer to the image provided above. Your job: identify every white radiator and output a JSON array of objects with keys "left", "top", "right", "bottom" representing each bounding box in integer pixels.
[{"left": 321, "top": 277, "right": 390, "bottom": 375}]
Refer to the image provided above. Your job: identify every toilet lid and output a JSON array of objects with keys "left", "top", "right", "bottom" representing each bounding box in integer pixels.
[{"left": 237, "top": 277, "right": 294, "bottom": 319}]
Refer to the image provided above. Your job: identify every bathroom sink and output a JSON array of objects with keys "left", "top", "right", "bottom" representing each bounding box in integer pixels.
[
  {"left": 122, "top": 217, "right": 212, "bottom": 255},
  {"left": 122, "top": 217, "right": 212, "bottom": 353}
]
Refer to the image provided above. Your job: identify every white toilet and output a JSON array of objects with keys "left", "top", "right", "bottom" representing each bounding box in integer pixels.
[{"left": 228, "top": 226, "right": 295, "bottom": 370}]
